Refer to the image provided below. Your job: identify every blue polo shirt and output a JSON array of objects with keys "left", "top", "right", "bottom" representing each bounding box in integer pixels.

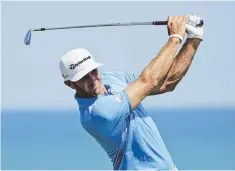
[{"left": 75, "top": 72, "right": 175, "bottom": 170}]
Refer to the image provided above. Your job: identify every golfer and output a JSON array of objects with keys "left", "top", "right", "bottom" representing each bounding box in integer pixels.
[{"left": 59, "top": 14, "right": 203, "bottom": 170}]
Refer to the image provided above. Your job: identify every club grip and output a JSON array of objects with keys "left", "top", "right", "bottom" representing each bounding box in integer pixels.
[
  {"left": 152, "top": 19, "right": 203, "bottom": 26},
  {"left": 152, "top": 21, "right": 168, "bottom": 25}
]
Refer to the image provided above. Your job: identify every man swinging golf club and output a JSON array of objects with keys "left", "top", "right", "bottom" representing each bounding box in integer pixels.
[{"left": 59, "top": 14, "right": 203, "bottom": 170}]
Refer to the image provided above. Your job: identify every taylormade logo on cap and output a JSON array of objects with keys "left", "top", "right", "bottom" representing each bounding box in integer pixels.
[
  {"left": 59, "top": 48, "right": 103, "bottom": 82},
  {"left": 69, "top": 56, "right": 91, "bottom": 70}
]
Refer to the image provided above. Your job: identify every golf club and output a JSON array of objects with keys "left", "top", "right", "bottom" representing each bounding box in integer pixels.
[{"left": 24, "top": 19, "right": 203, "bottom": 46}]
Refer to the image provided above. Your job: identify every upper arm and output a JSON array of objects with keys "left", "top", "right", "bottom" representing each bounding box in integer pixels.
[
  {"left": 125, "top": 76, "right": 155, "bottom": 109},
  {"left": 113, "top": 72, "right": 155, "bottom": 109}
]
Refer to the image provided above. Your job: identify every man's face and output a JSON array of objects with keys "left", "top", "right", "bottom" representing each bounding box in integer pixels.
[{"left": 71, "top": 69, "right": 103, "bottom": 97}]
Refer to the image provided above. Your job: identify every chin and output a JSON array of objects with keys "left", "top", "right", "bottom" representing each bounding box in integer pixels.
[
  {"left": 92, "top": 88, "right": 102, "bottom": 96},
  {"left": 89, "top": 90, "right": 97, "bottom": 97}
]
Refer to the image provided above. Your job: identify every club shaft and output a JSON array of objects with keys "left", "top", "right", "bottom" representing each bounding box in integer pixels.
[{"left": 33, "top": 21, "right": 168, "bottom": 32}]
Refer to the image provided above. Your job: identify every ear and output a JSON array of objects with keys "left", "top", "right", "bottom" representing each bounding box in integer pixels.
[{"left": 64, "top": 80, "right": 75, "bottom": 89}]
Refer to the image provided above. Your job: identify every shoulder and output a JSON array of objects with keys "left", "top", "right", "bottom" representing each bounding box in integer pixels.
[
  {"left": 92, "top": 92, "right": 131, "bottom": 120},
  {"left": 79, "top": 104, "right": 111, "bottom": 138},
  {"left": 79, "top": 101, "right": 109, "bottom": 129},
  {"left": 91, "top": 95, "right": 120, "bottom": 120},
  {"left": 79, "top": 96, "right": 118, "bottom": 121}
]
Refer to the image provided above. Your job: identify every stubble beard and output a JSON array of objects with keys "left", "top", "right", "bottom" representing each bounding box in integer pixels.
[{"left": 84, "top": 81, "right": 101, "bottom": 97}]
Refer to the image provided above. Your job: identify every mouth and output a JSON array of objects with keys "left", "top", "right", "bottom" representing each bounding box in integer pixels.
[
  {"left": 90, "top": 81, "right": 99, "bottom": 89},
  {"left": 90, "top": 83, "right": 101, "bottom": 95}
]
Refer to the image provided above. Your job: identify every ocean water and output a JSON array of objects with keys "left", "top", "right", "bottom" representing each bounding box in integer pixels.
[{"left": 1, "top": 108, "right": 235, "bottom": 170}]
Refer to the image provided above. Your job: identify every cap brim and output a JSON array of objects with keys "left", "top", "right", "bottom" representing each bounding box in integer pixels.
[{"left": 69, "top": 63, "right": 103, "bottom": 82}]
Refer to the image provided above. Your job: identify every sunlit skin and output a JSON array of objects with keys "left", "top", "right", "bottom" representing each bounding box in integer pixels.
[{"left": 66, "top": 69, "right": 107, "bottom": 98}]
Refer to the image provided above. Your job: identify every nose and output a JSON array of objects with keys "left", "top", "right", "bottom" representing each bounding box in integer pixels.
[{"left": 87, "top": 72, "right": 97, "bottom": 83}]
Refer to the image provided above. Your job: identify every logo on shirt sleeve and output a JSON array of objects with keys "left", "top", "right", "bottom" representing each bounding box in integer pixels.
[{"left": 114, "top": 94, "right": 122, "bottom": 103}]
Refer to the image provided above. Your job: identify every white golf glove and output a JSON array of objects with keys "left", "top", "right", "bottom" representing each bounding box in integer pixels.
[{"left": 186, "top": 15, "right": 204, "bottom": 40}]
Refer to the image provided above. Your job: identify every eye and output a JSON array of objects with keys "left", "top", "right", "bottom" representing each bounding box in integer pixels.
[
  {"left": 91, "top": 69, "right": 96, "bottom": 73},
  {"left": 81, "top": 74, "right": 89, "bottom": 80},
  {"left": 80, "top": 73, "right": 89, "bottom": 81},
  {"left": 80, "top": 69, "right": 98, "bottom": 81}
]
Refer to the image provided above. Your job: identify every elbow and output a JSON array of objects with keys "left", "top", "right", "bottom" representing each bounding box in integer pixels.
[
  {"left": 160, "top": 77, "right": 182, "bottom": 93},
  {"left": 167, "top": 86, "right": 176, "bottom": 92},
  {"left": 167, "top": 84, "right": 177, "bottom": 92},
  {"left": 139, "top": 74, "right": 157, "bottom": 90},
  {"left": 140, "top": 69, "right": 163, "bottom": 88},
  {"left": 160, "top": 84, "right": 176, "bottom": 93}
]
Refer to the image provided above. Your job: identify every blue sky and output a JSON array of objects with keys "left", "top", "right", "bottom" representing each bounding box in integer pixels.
[{"left": 2, "top": 1, "right": 235, "bottom": 109}]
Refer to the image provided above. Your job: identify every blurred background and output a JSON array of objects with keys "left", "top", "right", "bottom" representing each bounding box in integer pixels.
[{"left": 1, "top": 1, "right": 235, "bottom": 170}]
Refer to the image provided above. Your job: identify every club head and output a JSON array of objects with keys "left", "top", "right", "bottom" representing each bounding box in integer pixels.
[{"left": 24, "top": 30, "right": 32, "bottom": 45}]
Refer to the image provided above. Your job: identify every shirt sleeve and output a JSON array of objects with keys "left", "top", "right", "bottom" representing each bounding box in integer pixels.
[{"left": 91, "top": 90, "right": 132, "bottom": 127}]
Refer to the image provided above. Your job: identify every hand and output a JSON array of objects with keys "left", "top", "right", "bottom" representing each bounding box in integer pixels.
[
  {"left": 186, "top": 15, "right": 204, "bottom": 40},
  {"left": 167, "top": 14, "right": 190, "bottom": 40},
  {"left": 188, "top": 15, "right": 203, "bottom": 27}
]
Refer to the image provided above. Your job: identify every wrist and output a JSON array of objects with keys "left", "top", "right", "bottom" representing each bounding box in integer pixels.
[
  {"left": 169, "top": 37, "right": 181, "bottom": 45},
  {"left": 185, "top": 38, "right": 201, "bottom": 50},
  {"left": 169, "top": 34, "right": 183, "bottom": 44},
  {"left": 186, "top": 37, "right": 202, "bottom": 43},
  {"left": 186, "top": 38, "right": 201, "bottom": 45}
]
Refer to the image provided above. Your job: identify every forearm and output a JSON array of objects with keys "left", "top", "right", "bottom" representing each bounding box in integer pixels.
[
  {"left": 162, "top": 38, "right": 201, "bottom": 91},
  {"left": 125, "top": 37, "right": 181, "bottom": 109},
  {"left": 125, "top": 15, "right": 189, "bottom": 109},
  {"left": 140, "top": 37, "right": 181, "bottom": 89}
]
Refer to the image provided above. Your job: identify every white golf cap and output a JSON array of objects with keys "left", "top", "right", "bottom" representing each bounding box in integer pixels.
[{"left": 59, "top": 48, "right": 103, "bottom": 81}]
